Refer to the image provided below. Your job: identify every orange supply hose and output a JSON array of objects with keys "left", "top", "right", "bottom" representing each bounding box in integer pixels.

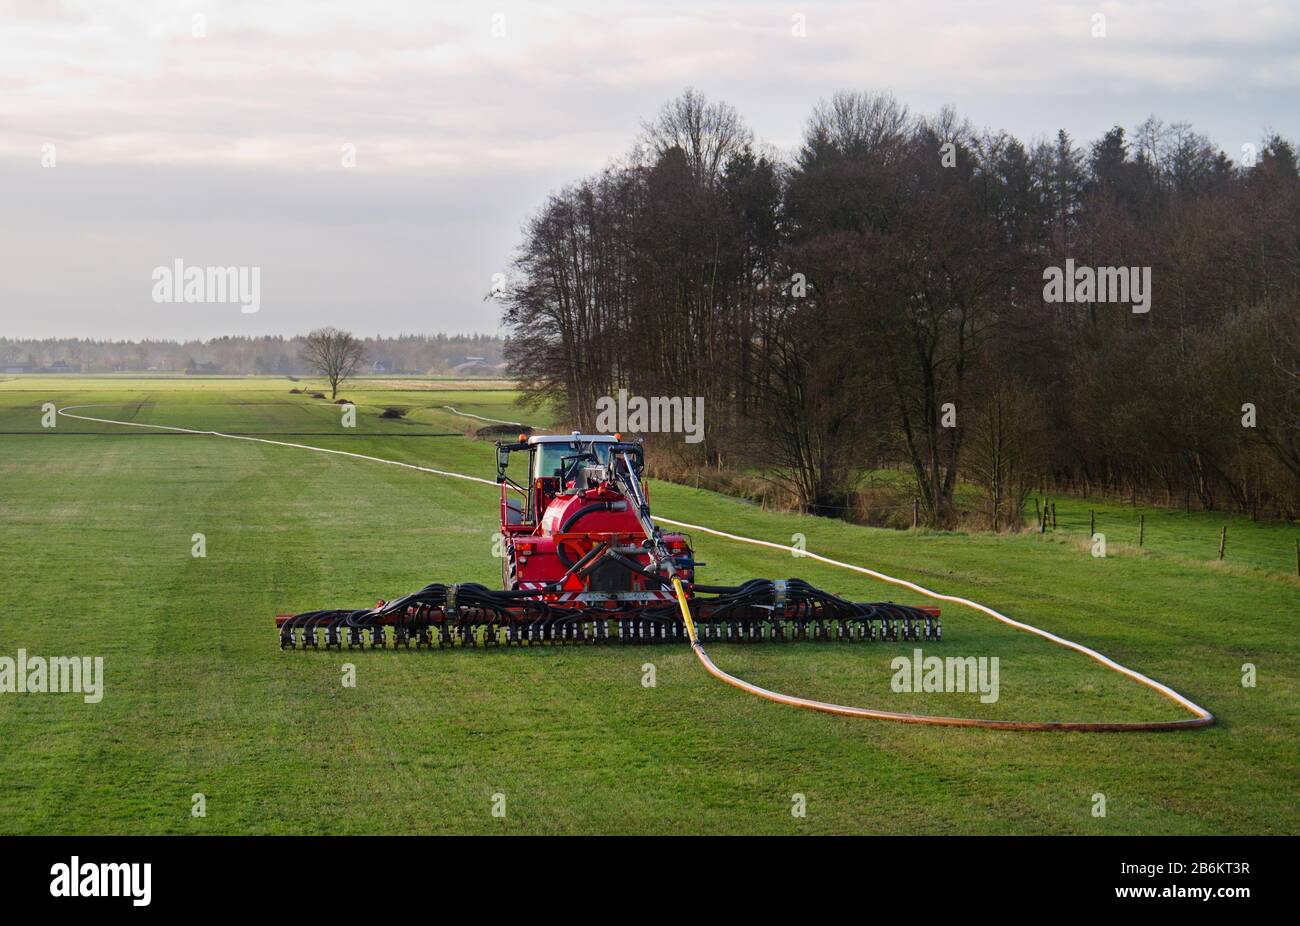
[{"left": 668, "top": 577, "right": 1213, "bottom": 732}]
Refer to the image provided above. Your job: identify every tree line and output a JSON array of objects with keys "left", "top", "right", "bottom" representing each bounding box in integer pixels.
[
  {"left": 500, "top": 89, "right": 1300, "bottom": 526},
  {"left": 0, "top": 333, "right": 504, "bottom": 377}
]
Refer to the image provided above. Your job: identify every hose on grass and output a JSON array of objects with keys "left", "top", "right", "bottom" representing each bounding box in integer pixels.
[{"left": 669, "top": 577, "right": 1214, "bottom": 732}]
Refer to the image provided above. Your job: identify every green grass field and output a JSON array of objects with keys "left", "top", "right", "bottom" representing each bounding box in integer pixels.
[{"left": 0, "top": 376, "right": 1296, "bottom": 834}]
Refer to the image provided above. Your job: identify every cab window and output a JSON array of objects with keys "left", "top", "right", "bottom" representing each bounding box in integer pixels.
[{"left": 531, "top": 441, "right": 612, "bottom": 482}]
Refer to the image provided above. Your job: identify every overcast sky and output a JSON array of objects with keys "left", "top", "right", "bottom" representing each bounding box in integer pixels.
[{"left": 2, "top": 0, "right": 1298, "bottom": 340}]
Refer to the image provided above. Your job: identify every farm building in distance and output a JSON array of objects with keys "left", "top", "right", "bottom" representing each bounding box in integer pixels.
[{"left": 451, "top": 355, "right": 504, "bottom": 376}]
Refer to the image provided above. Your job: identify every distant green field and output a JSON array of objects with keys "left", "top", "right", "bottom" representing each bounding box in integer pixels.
[{"left": 0, "top": 377, "right": 1296, "bottom": 834}]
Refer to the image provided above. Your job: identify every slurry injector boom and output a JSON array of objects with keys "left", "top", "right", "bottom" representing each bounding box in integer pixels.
[{"left": 276, "top": 434, "right": 940, "bottom": 649}]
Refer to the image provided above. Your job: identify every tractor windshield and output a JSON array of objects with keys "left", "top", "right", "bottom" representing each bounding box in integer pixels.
[{"left": 532, "top": 441, "right": 613, "bottom": 482}]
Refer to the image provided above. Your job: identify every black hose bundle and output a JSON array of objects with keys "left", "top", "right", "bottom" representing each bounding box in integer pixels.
[{"left": 279, "top": 575, "right": 938, "bottom": 647}]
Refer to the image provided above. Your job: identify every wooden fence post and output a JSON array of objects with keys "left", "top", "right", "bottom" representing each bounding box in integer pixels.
[
  {"left": 1219, "top": 526, "right": 1227, "bottom": 560},
  {"left": 1139, "top": 514, "right": 1145, "bottom": 547},
  {"left": 1050, "top": 502, "right": 1057, "bottom": 529},
  {"left": 1089, "top": 509, "right": 1095, "bottom": 536}
]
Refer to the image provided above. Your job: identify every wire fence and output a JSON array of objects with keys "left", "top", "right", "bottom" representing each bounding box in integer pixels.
[{"left": 1024, "top": 494, "right": 1300, "bottom": 575}]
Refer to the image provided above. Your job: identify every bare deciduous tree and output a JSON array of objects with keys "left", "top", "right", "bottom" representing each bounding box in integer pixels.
[
  {"left": 640, "top": 87, "right": 752, "bottom": 188},
  {"left": 801, "top": 90, "right": 910, "bottom": 163},
  {"left": 301, "top": 327, "right": 366, "bottom": 399},
  {"left": 963, "top": 378, "right": 1049, "bottom": 530}
]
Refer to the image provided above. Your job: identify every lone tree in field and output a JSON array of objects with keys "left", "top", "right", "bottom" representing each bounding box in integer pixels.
[{"left": 301, "top": 328, "right": 366, "bottom": 400}]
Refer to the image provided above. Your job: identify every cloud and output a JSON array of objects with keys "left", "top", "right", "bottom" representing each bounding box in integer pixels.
[
  {"left": 4, "top": 1, "right": 1297, "bottom": 173},
  {"left": 2, "top": 0, "right": 1297, "bottom": 336}
]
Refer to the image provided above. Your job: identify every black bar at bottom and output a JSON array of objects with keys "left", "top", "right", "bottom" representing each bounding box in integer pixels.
[{"left": 0, "top": 834, "right": 1285, "bottom": 913}]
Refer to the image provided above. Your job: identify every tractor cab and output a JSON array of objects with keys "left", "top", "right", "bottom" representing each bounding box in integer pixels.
[
  {"left": 497, "top": 433, "right": 630, "bottom": 529},
  {"left": 531, "top": 435, "right": 616, "bottom": 488}
]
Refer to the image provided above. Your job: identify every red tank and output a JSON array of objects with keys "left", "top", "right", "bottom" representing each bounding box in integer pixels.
[{"left": 498, "top": 435, "right": 692, "bottom": 604}]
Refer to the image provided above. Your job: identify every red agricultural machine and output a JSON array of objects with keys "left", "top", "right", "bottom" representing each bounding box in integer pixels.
[{"left": 276, "top": 434, "right": 940, "bottom": 649}]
